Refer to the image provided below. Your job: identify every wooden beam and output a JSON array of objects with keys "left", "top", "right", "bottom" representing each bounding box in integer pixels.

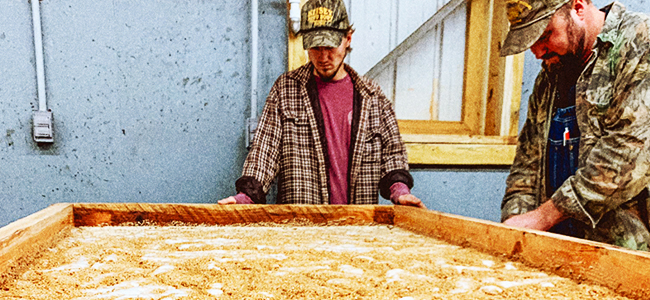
[
  {"left": 505, "top": 53, "right": 525, "bottom": 137},
  {"left": 287, "top": 0, "right": 308, "bottom": 71},
  {"left": 393, "top": 206, "right": 650, "bottom": 299},
  {"left": 0, "top": 203, "right": 73, "bottom": 282},
  {"left": 73, "top": 203, "right": 395, "bottom": 226},
  {"left": 401, "top": 133, "right": 516, "bottom": 144},
  {"left": 406, "top": 143, "right": 516, "bottom": 165},
  {"left": 464, "top": 0, "right": 494, "bottom": 135}
]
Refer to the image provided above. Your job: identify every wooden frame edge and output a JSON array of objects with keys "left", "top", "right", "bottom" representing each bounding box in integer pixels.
[
  {"left": 72, "top": 203, "right": 395, "bottom": 226},
  {"left": 392, "top": 206, "right": 650, "bottom": 299},
  {"left": 2, "top": 203, "right": 649, "bottom": 298},
  {"left": 0, "top": 203, "right": 74, "bottom": 278}
]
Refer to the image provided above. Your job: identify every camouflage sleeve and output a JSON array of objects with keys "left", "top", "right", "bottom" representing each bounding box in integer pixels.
[
  {"left": 551, "top": 18, "right": 650, "bottom": 227},
  {"left": 240, "top": 82, "right": 282, "bottom": 195},
  {"left": 501, "top": 76, "right": 545, "bottom": 222}
]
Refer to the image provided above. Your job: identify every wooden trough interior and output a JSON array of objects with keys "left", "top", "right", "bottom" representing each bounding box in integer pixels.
[{"left": 0, "top": 203, "right": 649, "bottom": 299}]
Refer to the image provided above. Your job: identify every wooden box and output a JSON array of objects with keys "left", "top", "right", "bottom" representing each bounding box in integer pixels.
[{"left": 0, "top": 203, "right": 648, "bottom": 299}]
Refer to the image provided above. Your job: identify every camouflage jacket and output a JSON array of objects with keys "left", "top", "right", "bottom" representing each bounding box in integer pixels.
[
  {"left": 236, "top": 63, "right": 412, "bottom": 204},
  {"left": 502, "top": 2, "right": 650, "bottom": 227}
]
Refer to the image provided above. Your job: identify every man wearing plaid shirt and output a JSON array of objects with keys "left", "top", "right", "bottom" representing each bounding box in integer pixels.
[{"left": 219, "top": 0, "right": 424, "bottom": 207}]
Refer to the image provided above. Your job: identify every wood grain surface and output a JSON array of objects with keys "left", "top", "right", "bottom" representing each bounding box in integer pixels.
[
  {"left": 393, "top": 205, "right": 650, "bottom": 299},
  {"left": 72, "top": 203, "right": 395, "bottom": 226},
  {"left": 0, "top": 203, "right": 73, "bottom": 278}
]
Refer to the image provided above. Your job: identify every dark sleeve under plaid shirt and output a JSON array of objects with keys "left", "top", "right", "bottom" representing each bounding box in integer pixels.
[{"left": 235, "top": 63, "right": 413, "bottom": 204}]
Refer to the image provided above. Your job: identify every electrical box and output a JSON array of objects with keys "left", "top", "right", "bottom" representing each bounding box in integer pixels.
[{"left": 33, "top": 110, "right": 54, "bottom": 143}]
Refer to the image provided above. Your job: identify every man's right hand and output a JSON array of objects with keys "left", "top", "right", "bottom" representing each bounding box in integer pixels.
[
  {"left": 217, "top": 196, "right": 238, "bottom": 205},
  {"left": 218, "top": 193, "right": 254, "bottom": 205}
]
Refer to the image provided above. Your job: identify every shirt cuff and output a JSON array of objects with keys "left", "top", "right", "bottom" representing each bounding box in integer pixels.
[
  {"left": 550, "top": 179, "right": 598, "bottom": 228},
  {"left": 235, "top": 176, "right": 266, "bottom": 204},
  {"left": 379, "top": 169, "right": 414, "bottom": 200},
  {"left": 390, "top": 182, "right": 411, "bottom": 204},
  {"left": 233, "top": 193, "right": 254, "bottom": 204}
]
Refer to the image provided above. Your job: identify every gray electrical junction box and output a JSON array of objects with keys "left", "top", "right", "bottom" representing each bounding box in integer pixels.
[{"left": 33, "top": 110, "right": 54, "bottom": 143}]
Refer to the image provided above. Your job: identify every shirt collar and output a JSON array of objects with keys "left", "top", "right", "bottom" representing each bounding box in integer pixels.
[{"left": 596, "top": 2, "right": 626, "bottom": 47}]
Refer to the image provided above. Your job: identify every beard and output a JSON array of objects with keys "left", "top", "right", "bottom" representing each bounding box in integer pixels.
[
  {"left": 543, "top": 17, "right": 587, "bottom": 76},
  {"left": 315, "top": 58, "right": 346, "bottom": 82},
  {"left": 544, "top": 51, "right": 584, "bottom": 76}
]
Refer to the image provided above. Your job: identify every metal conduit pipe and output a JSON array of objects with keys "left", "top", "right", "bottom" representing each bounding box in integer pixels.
[
  {"left": 250, "top": 0, "right": 258, "bottom": 120},
  {"left": 31, "top": 0, "right": 54, "bottom": 143},
  {"left": 31, "top": 0, "right": 47, "bottom": 112},
  {"left": 246, "top": 0, "right": 259, "bottom": 148}
]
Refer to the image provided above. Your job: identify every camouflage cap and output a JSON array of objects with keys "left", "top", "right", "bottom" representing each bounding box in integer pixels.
[
  {"left": 299, "top": 0, "right": 350, "bottom": 49},
  {"left": 500, "top": 0, "right": 570, "bottom": 56}
]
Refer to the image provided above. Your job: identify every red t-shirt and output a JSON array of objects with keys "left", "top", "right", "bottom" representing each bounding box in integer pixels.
[{"left": 315, "top": 75, "right": 354, "bottom": 205}]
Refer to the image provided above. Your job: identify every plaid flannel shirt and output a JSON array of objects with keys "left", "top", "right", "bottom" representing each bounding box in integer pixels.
[{"left": 236, "top": 63, "right": 412, "bottom": 204}]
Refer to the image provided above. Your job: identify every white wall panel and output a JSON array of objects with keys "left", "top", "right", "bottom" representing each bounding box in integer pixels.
[
  {"left": 348, "top": 0, "right": 467, "bottom": 121},
  {"left": 394, "top": 31, "right": 436, "bottom": 120},
  {"left": 348, "top": 0, "right": 396, "bottom": 74},
  {"left": 397, "top": 0, "right": 440, "bottom": 45},
  {"left": 437, "top": 3, "right": 466, "bottom": 121}
]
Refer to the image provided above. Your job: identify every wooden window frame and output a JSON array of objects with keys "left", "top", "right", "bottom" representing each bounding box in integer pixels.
[{"left": 286, "top": 0, "right": 523, "bottom": 166}]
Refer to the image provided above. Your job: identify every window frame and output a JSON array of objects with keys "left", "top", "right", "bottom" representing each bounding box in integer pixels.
[{"left": 286, "top": 0, "right": 523, "bottom": 166}]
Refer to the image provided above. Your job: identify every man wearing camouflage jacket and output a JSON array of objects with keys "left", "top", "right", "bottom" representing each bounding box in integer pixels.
[
  {"left": 218, "top": 0, "right": 424, "bottom": 207},
  {"left": 500, "top": 0, "right": 650, "bottom": 250}
]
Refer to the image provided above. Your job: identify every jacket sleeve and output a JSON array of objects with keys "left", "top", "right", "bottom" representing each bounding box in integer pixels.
[
  {"left": 550, "top": 27, "right": 650, "bottom": 227},
  {"left": 235, "top": 83, "right": 283, "bottom": 204},
  {"left": 501, "top": 73, "right": 547, "bottom": 222},
  {"left": 376, "top": 91, "right": 413, "bottom": 199}
]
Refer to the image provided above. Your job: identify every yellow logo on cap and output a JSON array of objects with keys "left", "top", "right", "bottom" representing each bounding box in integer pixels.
[
  {"left": 308, "top": 7, "right": 333, "bottom": 26},
  {"left": 505, "top": 0, "right": 532, "bottom": 24}
]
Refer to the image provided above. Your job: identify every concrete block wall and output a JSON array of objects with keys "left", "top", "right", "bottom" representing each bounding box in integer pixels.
[{"left": 0, "top": 0, "right": 287, "bottom": 226}]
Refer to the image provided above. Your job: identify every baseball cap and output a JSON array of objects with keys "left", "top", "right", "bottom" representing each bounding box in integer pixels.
[
  {"left": 500, "top": 0, "right": 570, "bottom": 56},
  {"left": 299, "top": 0, "right": 350, "bottom": 49}
]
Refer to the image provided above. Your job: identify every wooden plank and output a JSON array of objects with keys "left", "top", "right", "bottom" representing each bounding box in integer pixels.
[
  {"left": 463, "top": 0, "right": 493, "bottom": 135},
  {"left": 73, "top": 203, "right": 395, "bottom": 226},
  {"left": 398, "top": 119, "right": 474, "bottom": 135},
  {"left": 401, "top": 133, "right": 516, "bottom": 144},
  {"left": 485, "top": 0, "right": 507, "bottom": 136},
  {"left": 406, "top": 143, "right": 516, "bottom": 165},
  {"left": 0, "top": 203, "right": 73, "bottom": 281},
  {"left": 287, "top": 0, "right": 308, "bottom": 71},
  {"left": 506, "top": 52, "right": 525, "bottom": 137},
  {"left": 393, "top": 206, "right": 650, "bottom": 299}
]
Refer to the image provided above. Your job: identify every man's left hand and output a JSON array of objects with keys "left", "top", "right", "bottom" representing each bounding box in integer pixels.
[{"left": 396, "top": 194, "right": 426, "bottom": 209}]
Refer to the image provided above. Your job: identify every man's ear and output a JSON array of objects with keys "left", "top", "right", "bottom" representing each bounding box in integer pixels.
[
  {"left": 344, "top": 31, "right": 352, "bottom": 47},
  {"left": 572, "top": 0, "right": 587, "bottom": 19}
]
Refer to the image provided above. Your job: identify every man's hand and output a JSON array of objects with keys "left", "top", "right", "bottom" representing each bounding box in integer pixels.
[
  {"left": 217, "top": 196, "right": 237, "bottom": 205},
  {"left": 395, "top": 194, "right": 426, "bottom": 209},
  {"left": 218, "top": 193, "right": 254, "bottom": 205},
  {"left": 503, "top": 200, "right": 566, "bottom": 231}
]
